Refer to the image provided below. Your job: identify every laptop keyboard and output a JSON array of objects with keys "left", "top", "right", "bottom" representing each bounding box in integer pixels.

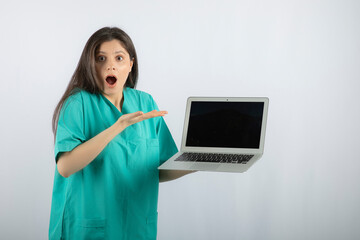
[{"left": 174, "top": 152, "right": 254, "bottom": 164}]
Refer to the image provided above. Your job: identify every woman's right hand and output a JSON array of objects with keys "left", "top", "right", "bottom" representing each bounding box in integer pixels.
[{"left": 116, "top": 110, "right": 168, "bottom": 130}]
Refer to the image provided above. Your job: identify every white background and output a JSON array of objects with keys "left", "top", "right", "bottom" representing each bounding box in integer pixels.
[{"left": 1, "top": 0, "right": 359, "bottom": 239}]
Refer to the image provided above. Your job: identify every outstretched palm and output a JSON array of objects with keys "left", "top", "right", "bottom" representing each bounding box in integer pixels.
[{"left": 118, "top": 110, "right": 168, "bottom": 127}]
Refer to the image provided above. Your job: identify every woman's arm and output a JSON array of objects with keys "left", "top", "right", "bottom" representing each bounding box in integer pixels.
[
  {"left": 159, "top": 170, "right": 196, "bottom": 183},
  {"left": 57, "top": 110, "right": 166, "bottom": 178}
]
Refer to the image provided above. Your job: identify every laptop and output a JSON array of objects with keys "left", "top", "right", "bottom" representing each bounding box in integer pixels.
[{"left": 158, "top": 97, "right": 269, "bottom": 173}]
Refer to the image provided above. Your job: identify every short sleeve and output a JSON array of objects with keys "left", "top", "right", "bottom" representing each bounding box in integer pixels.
[
  {"left": 54, "top": 92, "right": 86, "bottom": 163},
  {"left": 150, "top": 95, "right": 179, "bottom": 164}
]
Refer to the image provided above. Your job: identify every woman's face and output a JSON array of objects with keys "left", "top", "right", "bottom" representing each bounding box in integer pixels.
[{"left": 95, "top": 39, "right": 133, "bottom": 96}]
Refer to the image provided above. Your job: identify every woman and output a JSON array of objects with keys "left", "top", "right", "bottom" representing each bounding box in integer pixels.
[{"left": 49, "top": 27, "right": 192, "bottom": 240}]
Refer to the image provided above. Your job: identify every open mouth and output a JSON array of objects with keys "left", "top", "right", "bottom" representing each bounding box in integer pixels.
[{"left": 105, "top": 75, "right": 117, "bottom": 86}]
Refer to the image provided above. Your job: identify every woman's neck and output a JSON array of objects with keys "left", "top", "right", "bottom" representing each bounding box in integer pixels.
[{"left": 103, "top": 89, "right": 124, "bottom": 112}]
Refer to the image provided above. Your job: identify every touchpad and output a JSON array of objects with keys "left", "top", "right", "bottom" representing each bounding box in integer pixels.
[{"left": 190, "top": 163, "right": 220, "bottom": 171}]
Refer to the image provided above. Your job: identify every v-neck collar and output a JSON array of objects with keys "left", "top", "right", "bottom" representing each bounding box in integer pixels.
[{"left": 100, "top": 87, "right": 128, "bottom": 115}]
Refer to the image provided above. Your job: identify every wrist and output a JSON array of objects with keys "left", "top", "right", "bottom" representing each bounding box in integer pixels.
[{"left": 114, "top": 119, "right": 126, "bottom": 133}]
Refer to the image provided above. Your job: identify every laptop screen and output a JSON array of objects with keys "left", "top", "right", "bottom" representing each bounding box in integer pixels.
[{"left": 185, "top": 101, "right": 264, "bottom": 149}]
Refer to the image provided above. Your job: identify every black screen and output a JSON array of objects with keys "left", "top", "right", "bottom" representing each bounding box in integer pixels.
[{"left": 185, "top": 101, "right": 264, "bottom": 148}]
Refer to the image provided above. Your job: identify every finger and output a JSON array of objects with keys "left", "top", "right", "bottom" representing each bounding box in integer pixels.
[
  {"left": 143, "top": 110, "right": 168, "bottom": 119},
  {"left": 131, "top": 110, "right": 166, "bottom": 122}
]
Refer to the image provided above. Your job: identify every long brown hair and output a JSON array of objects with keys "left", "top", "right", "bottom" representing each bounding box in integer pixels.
[{"left": 52, "top": 27, "right": 138, "bottom": 139}]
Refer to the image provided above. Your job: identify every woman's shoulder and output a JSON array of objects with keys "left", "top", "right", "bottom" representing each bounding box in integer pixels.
[
  {"left": 126, "top": 87, "right": 155, "bottom": 102},
  {"left": 65, "top": 89, "right": 98, "bottom": 103},
  {"left": 63, "top": 89, "right": 84, "bottom": 106},
  {"left": 62, "top": 89, "right": 98, "bottom": 112}
]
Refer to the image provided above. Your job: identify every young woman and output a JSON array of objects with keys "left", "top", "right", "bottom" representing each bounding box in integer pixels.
[{"left": 49, "top": 27, "right": 192, "bottom": 240}]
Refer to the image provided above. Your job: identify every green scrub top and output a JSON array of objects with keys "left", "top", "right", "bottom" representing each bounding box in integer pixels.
[{"left": 49, "top": 87, "right": 178, "bottom": 240}]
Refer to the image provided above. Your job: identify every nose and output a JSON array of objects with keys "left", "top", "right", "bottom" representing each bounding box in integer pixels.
[{"left": 107, "top": 65, "right": 116, "bottom": 71}]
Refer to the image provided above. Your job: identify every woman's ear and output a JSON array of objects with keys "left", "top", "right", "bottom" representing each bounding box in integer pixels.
[{"left": 129, "top": 57, "right": 134, "bottom": 72}]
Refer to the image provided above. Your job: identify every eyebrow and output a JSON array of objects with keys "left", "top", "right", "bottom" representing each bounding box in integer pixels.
[{"left": 97, "top": 50, "right": 126, "bottom": 55}]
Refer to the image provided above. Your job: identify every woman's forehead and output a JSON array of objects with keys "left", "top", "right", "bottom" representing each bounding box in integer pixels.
[{"left": 97, "top": 39, "right": 128, "bottom": 54}]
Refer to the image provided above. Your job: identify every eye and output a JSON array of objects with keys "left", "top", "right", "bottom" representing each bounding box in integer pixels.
[
  {"left": 97, "top": 56, "right": 106, "bottom": 62},
  {"left": 116, "top": 56, "right": 123, "bottom": 61}
]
